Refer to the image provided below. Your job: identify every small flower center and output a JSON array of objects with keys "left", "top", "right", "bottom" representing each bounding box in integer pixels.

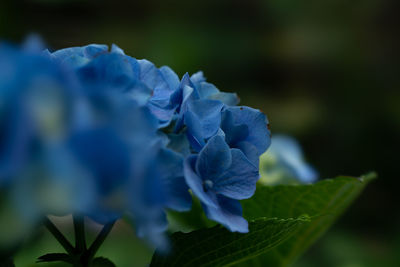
[{"left": 203, "top": 179, "right": 214, "bottom": 192}]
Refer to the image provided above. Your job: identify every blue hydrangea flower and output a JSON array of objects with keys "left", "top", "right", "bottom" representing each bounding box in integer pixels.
[
  {"left": 0, "top": 40, "right": 95, "bottom": 248},
  {"left": 49, "top": 44, "right": 193, "bottom": 245},
  {"left": 259, "top": 135, "right": 318, "bottom": 185},
  {"left": 184, "top": 135, "right": 259, "bottom": 232},
  {"left": 0, "top": 38, "right": 272, "bottom": 248}
]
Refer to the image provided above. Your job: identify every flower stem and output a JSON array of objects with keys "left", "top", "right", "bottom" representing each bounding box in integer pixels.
[
  {"left": 84, "top": 220, "right": 116, "bottom": 262},
  {"left": 43, "top": 217, "right": 75, "bottom": 255},
  {"left": 44, "top": 216, "right": 116, "bottom": 266},
  {"left": 73, "top": 215, "right": 86, "bottom": 252}
]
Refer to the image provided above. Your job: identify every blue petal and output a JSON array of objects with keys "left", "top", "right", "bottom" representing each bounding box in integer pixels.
[
  {"left": 196, "top": 82, "right": 219, "bottom": 99},
  {"left": 125, "top": 81, "right": 153, "bottom": 106},
  {"left": 184, "top": 155, "right": 218, "bottom": 208},
  {"left": 146, "top": 67, "right": 180, "bottom": 127},
  {"left": 59, "top": 55, "right": 90, "bottom": 68},
  {"left": 173, "top": 85, "right": 198, "bottom": 132},
  {"left": 52, "top": 46, "right": 86, "bottom": 60},
  {"left": 184, "top": 99, "right": 224, "bottom": 150},
  {"left": 171, "top": 72, "right": 198, "bottom": 110},
  {"left": 158, "top": 148, "right": 191, "bottom": 212},
  {"left": 52, "top": 44, "right": 108, "bottom": 62},
  {"left": 87, "top": 209, "right": 122, "bottom": 225},
  {"left": 202, "top": 195, "right": 248, "bottom": 233},
  {"left": 222, "top": 106, "right": 271, "bottom": 156},
  {"left": 221, "top": 110, "right": 249, "bottom": 145},
  {"left": 111, "top": 44, "right": 125, "bottom": 55},
  {"left": 159, "top": 66, "right": 180, "bottom": 92},
  {"left": 235, "top": 141, "right": 260, "bottom": 167},
  {"left": 135, "top": 209, "right": 169, "bottom": 250},
  {"left": 138, "top": 59, "right": 166, "bottom": 90},
  {"left": 214, "top": 148, "right": 259, "bottom": 200},
  {"left": 68, "top": 127, "right": 131, "bottom": 195},
  {"left": 167, "top": 133, "right": 191, "bottom": 156},
  {"left": 147, "top": 103, "right": 176, "bottom": 128},
  {"left": 22, "top": 34, "right": 45, "bottom": 53},
  {"left": 77, "top": 53, "right": 134, "bottom": 90},
  {"left": 195, "top": 135, "right": 231, "bottom": 181},
  {"left": 83, "top": 44, "right": 109, "bottom": 58},
  {"left": 190, "top": 71, "right": 206, "bottom": 84},
  {"left": 209, "top": 92, "right": 239, "bottom": 106},
  {"left": 76, "top": 53, "right": 152, "bottom": 105}
]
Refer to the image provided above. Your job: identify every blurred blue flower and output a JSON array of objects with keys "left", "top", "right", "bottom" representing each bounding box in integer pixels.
[
  {"left": 184, "top": 135, "right": 259, "bottom": 233},
  {"left": 0, "top": 38, "right": 272, "bottom": 248},
  {"left": 259, "top": 135, "right": 318, "bottom": 185}
]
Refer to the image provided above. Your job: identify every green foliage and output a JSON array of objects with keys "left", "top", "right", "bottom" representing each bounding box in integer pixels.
[
  {"left": 152, "top": 173, "right": 376, "bottom": 267},
  {"left": 237, "top": 172, "right": 377, "bottom": 266},
  {"left": 37, "top": 253, "right": 71, "bottom": 263},
  {"left": 150, "top": 216, "right": 309, "bottom": 267},
  {"left": 91, "top": 257, "right": 116, "bottom": 267}
]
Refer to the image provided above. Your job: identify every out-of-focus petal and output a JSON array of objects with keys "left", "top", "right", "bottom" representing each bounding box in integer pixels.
[{"left": 157, "top": 148, "right": 191, "bottom": 212}]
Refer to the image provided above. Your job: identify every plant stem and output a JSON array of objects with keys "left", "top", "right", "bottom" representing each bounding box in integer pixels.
[
  {"left": 43, "top": 217, "right": 75, "bottom": 255},
  {"left": 73, "top": 215, "right": 86, "bottom": 252},
  {"left": 84, "top": 220, "right": 116, "bottom": 262},
  {"left": 44, "top": 216, "right": 117, "bottom": 266}
]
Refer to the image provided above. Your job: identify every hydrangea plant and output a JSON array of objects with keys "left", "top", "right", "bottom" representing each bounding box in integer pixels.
[{"left": 0, "top": 39, "right": 375, "bottom": 267}]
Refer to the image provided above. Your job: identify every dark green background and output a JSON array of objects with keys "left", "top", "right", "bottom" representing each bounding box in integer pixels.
[{"left": 1, "top": 0, "right": 399, "bottom": 266}]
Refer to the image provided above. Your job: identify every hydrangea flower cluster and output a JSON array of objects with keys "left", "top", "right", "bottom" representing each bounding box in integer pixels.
[{"left": 0, "top": 40, "right": 271, "bottom": 247}]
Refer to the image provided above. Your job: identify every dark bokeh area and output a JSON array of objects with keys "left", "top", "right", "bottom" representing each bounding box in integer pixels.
[{"left": 1, "top": 0, "right": 399, "bottom": 265}]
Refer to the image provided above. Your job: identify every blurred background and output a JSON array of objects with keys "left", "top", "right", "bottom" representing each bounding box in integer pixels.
[{"left": 1, "top": 0, "right": 399, "bottom": 266}]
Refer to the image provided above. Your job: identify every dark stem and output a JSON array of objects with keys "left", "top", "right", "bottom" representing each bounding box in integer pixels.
[
  {"left": 43, "top": 217, "right": 75, "bottom": 255},
  {"left": 73, "top": 215, "right": 86, "bottom": 252},
  {"left": 44, "top": 216, "right": 116, "bottom": 266},
  {"left": 84, "top": 220, "right": 116, "bottom": 262}
]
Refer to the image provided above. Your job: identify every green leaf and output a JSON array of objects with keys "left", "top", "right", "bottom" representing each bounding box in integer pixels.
[
  {"left": 237, "top": 172, "right": 377, "bottom": 266},
  {"left": 91, "top": 257, "right": 116, "bottom": 267},
  {"left": 166, "top": 196, "right": 217, "bottom": 233},
  {"left": 150, "top": 216, "right": 310, "bottom": 267},
  {"left": 37, "top": 253, "right": 72, "bottom": 263}
]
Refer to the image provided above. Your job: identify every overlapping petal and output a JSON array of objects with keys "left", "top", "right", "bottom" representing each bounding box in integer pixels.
[{"left": 0, "top": 39, "right": 272, "bottom": 246}]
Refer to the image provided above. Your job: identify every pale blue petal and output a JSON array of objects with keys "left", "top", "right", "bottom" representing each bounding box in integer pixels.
[
  {"left": 209, "top": 92, "right": 239, "bottom": 106},
  {"left": 190, "top": 71, "right": 206, "bottom": 84},
  {"left": 83, "top": 44, "right": 109, "bottom": 58},
  {"left": 270, "top": 135, "right": 318, "bottom": 183},
  {"left": 197, "top": 82, "right": 219, "bottom": 99},
  {"left": 111, "top": 44, "right": 125, "bottom": 55},
  {"left": 138, "top": 59, "right": 165, "bottom": 89},
  {"left": 202, "top": 196, "right": 248, "bottom": 233},
  {"left": 160, "top": 66, "right": 180, "bottom": 92}
]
